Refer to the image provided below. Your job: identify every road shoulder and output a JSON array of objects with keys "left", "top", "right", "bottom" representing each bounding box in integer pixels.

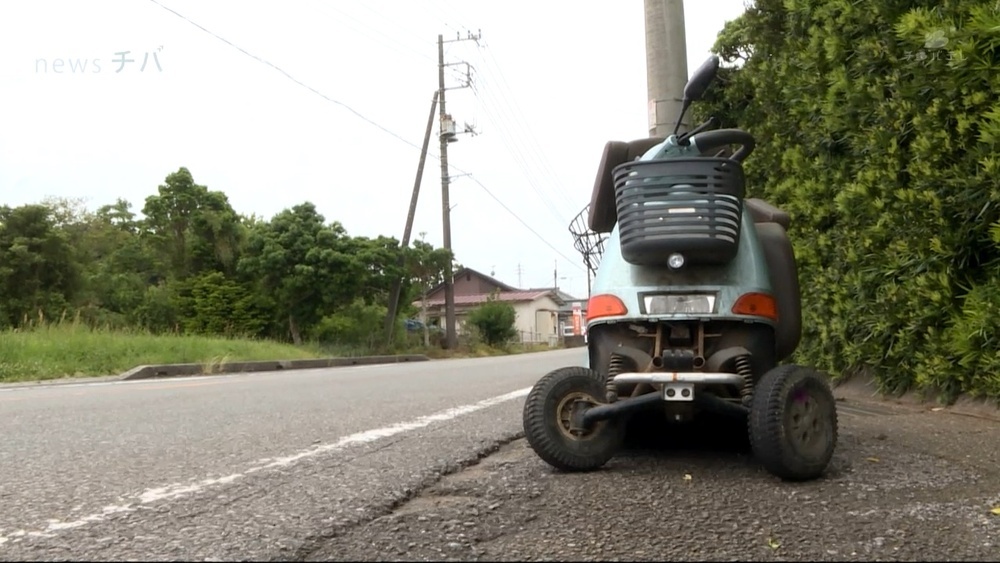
[{"left": 304, "top": 381, "right": 1000, "bottom": 562}]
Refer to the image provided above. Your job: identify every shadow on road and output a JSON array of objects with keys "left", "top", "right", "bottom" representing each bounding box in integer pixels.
[
  {"left": 615, "top": 409, "right": 858, "bottom": 483},
  {"left": 621, "top": 410, "right": 753, "bottom": 458}
]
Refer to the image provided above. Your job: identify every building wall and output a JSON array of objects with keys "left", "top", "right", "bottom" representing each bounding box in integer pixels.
[
  {"left": 512, "top": 296, "right": 562, "bottom": 342},
  {"left": 451, "top": 271, "right": 505, "bottom": 297}
]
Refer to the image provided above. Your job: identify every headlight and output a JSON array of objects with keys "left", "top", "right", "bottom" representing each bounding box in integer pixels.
[
  {"left": 668, "top": 253, "right": 685, "bottom": 269},
  {"left": 644, "top": 294, "right": 717, "bottom": 315}
]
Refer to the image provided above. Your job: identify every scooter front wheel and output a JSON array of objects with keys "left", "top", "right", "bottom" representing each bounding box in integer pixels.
[
  {"left": 522, "top": 366, "right": 625, "bottom": 472},
  {"left": 748, "top": 364, "right": 839, "bottom": 481}
]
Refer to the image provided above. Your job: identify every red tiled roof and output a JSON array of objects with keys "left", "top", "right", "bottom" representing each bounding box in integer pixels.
[{"left": 417, "top": 290, "right": 552, "bottom": 307}]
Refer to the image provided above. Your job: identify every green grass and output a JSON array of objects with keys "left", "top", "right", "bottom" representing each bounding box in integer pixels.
[
  {"left": 0, "top": 324, "right": 569, "bottom": 383},
  {"left": 0, "top": 324, "right": 325, "bottom": 383},
  {"left": 421, "top": 342, "right": 557, "bottom": 359}
]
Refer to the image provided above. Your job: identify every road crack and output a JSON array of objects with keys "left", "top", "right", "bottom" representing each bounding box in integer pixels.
[{"left": 286, "top": 431, "right": 526, "bottom": 562}]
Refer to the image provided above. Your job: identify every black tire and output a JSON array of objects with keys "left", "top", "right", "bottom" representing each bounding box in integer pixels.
[
  {"left": 748, "top": 365, "right": 838, "bottom": 481},
  {"left": 523, "top": 366, "right": 625, "bottom": 472}
]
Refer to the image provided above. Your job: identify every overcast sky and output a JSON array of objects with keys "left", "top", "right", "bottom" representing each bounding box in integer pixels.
[{"left": 0, "top": 0, "right": 749, "bottom": 300}]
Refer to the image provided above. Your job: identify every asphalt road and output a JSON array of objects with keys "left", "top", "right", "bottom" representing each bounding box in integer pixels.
[
  {"left": 0, "top": 348, "right": 587, "bottom": 561},
  {"left": 310, "top": 383, "right": 1000, "bottom": 562},
  {"left": 3, "top": 349, "right": 1000, "bottom": 561}
]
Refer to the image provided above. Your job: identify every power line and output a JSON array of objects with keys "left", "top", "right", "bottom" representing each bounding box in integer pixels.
[
  {"left": 304, "top": 0, "right": 436, "bottom": 64},
  {"left": 282, "top": 4, "right": 578, "bottom": 227},
  {"left": 469, "top": 73, "right": 573, "bottom": 225},
  {"left": 462, "top": 174, "right": 582, "bottom": 269},
  {"left": 346, "top": 0, "right": 439, "bottom": 49},
  {"left": 467, "top": 61, "right": 572, "bottom": 218},
  {"left": 145, "top": 0, "right": 586, "bottom": 274},
  {"left": 147, "top": 0, "right": 423, "bottom": 153},
  {"left": 475, "top": 43, "right": 578, "bottom": 205}
]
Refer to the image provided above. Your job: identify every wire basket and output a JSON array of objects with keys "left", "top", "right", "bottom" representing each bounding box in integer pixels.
[{"left": 569, "top": 204, "right": 607, "bottom": 276}]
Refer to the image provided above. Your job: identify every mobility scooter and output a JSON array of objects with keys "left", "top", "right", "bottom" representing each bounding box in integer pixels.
[{"left": 522, "top": 55, "right": 838, "bottom": 481}]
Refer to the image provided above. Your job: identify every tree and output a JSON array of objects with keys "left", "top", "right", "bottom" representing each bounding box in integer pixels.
[
  {"left": 403, "top": 234, "right": 453, "bottom": 346},
  {"left": 0, "top": 168, "right": 461, "bottom": 352},
  {"left": 466, "top": 292, "right": 517, "bottom": 348},
  {"left": 70, "top": 198, "right": 158, "bottom": 328},
  {"left": 141, "top": 167, "right": 243, "bottom": 280},
  {"left": 237, "top": 202, "right": 362, "bottom": 345},
  {"left": 182, "top": 271, "right": 268, "bottom": 337},
  {"left": 313, "top": 297, "right": 391, "bottom": 350},
  {"left": 348, "top": 234, "right": 407, "bottom": 306},
  {"left": 0, "top": 204, "right": 80, "bottom": 327}
]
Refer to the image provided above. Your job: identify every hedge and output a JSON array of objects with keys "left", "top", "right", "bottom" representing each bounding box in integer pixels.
[{"left": 695, "top": 0, "right": 1000, "bottom": 403}]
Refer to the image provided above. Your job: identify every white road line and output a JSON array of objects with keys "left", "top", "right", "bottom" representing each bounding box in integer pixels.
[
  {"left": 0, "top": 364, "right": 396, "bottom": 394},
  {"left": 0, "top": 375, "right": 227, "bottom": 394},
  {"left": 0, "top": 386, "right": 532, "bottom": 544}
]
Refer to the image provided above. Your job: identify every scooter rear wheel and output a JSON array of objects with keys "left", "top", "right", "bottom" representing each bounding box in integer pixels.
[
  {"left": 523, "top": 366, "right": 625, "bottom": 472},
  {"left": 748, "top": 364, "right": 839, "bottom": 481}
]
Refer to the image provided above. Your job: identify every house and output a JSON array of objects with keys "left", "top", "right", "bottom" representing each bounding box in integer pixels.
[{"left": 414, "top": 267, "right": 580, "bottom": 344}]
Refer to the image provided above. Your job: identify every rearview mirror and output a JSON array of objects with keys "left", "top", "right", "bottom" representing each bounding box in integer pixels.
[{"left": 682, "top": 55, "right": 720, "bottom": 102}]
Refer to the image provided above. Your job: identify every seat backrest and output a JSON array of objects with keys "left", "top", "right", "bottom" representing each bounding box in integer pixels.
[
  {"left": 588, "top": 137, "right": 665, "bottom": 233},
  {"left": 745, "top": 198, "right": 791, "bottom": 230}
]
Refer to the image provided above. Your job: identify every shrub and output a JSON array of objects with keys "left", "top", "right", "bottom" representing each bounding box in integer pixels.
[
  {"left": 697, "top": 0, "right": 1000, "bottom": 402},
  {"left": 466, "top": 294, "right": 518, "bottom": 348}
]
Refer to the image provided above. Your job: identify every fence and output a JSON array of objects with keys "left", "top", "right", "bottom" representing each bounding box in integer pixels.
[{"left": 517, "top": 331, "right": 561, "bottom": 347}]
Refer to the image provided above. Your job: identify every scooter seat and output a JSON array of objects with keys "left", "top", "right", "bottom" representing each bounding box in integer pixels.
[{"left": 745, "top": 198, "right": 791, "bottom": 229}]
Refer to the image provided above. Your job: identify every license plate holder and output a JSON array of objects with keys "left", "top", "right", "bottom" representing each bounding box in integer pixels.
[{"left": 663, "top": 382, "right": 694, "bottom": 402}]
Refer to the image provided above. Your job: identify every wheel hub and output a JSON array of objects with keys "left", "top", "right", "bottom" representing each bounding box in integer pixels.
[
  {"left": 556, "top": 392, "right": 600, "bottom": 440},
  {"left": 788, "top": 387, "right": 828, "bottom": 456}
]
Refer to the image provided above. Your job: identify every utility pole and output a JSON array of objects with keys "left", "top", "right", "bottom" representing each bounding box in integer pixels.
[
  {"left": 645, "top": 0, "right": 689, "bottom": 137},
  {"left": 438, "top": 30, "right": 480, "bottom": 350},
  {"left": 383, "top": 90, "right": 440, "bottom": 346}
]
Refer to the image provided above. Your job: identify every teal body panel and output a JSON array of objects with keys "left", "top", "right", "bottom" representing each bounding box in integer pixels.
[
  {"left": 587, "top": 133, "right": 774, "bottom": 329},
  {"left": 588, "top": 211, "right": 773, "bottom": 329},
  {"left": 641, "top": 134, "right": 698, "bottom": 161}
]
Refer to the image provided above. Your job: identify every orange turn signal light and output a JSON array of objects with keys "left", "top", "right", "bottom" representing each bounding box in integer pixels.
[
  {"left": 731, "top": 292, "right": 778, "bottom": 322},
  {"left": 586, "top": 294, "right": 628, "bottom": 321}
]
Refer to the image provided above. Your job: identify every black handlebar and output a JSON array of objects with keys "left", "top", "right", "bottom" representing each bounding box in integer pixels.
[
  {"left": 690, "top": 128, "right": 755, "bottom": 162},
  {"left": 677, "top": 116, "right": 719, "bottom": 145}
]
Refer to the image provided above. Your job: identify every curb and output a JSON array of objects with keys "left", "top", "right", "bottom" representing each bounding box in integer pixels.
[
  {"left": 119, "top": 354, "right": 432, "bottom": 381},
  {"left": 831, "top": 373, "right": 1000, "bottom": 424}
]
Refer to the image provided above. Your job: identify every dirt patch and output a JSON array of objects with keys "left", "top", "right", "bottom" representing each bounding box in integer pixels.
[
  {"left": 433, "top": 442, "right": 532, "bottom": 487},
  {"left": 378, "top": 441, "right": 533, "bottom": 522},
  {"left": 390, "top": 494, "right": 482, "bottom": 517},
  {"left": 438, "top": 465, "right": 492, "bottom": 485},
  {"left": 472, "top": 441, "right": 531, "bottom": 471}
]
